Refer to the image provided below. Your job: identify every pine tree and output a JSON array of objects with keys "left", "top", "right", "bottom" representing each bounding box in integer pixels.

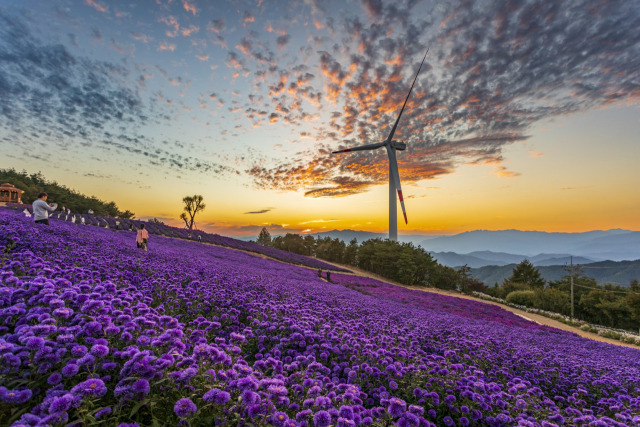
[
  {"left": 505, "top": 259, "right": 546, "bottom": 289},
  {"left": 257, "top": 227, "right": 271, "bottom": 246}
]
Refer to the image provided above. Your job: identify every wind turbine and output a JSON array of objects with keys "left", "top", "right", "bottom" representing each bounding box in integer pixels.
[{"left": 332, "top": 50, "right": 428, "bottom": 241}]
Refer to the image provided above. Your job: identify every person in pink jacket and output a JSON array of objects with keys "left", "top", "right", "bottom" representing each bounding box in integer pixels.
[{"left": 136, "top": 224, "right": 149, "bottom": 251}]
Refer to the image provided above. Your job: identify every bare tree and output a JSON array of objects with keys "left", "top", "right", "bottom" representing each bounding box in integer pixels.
[{"left": 180, "top": 195, "right": 205, "bottom": 231}]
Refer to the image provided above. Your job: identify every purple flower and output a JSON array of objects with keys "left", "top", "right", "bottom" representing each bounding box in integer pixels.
[
  {"left": 408, "top": 405, "right": 424, "bottom": 416},
  {"left": 47, "top": 372, "right": 62, "bottom": 385},
  {"left": 247, "top": 404, "right": 263, "bottom": 418},
  {"left": 62, "top": 364, "right": 79, "bottom": 377},
  {"left": 53, "top": 307, "right": 74, "bottom": 319},
  {"left": 84, "top": 321, "right": 102, "bottom": 335},
  {"left": 516, "top": 399, "right": 527, "bottom": 409},
  {"left": 203, "top": 388, "right": 220, "bottom": 402},
  {"left": 339, "top": 405, "right": 354, "bottom": 420},
  {"left": 313, "top": 410, "right": 332, "bottom": 427},
  {"left": 49, "top": 394, "right": 73, "bottom": 414},
  {"left": 268, "top": 385, "right": 289, "bottom": 396},
  {"left": 72, "top": 378, "right": 107, "bottom": 398},
  {"left": 132, "top": 379, "right": 150, "bottom": 394},
  {"left": 0, "top": 387, "right": 32, "bottom": 404},
  {"left": 26, "top": 336, "right": 45, "bottom": 350},
  {"left": 174, "top": 398, "right": 197, "bottom": 418},
  {"left": 90, "top": 344, "right": 109, "bottom": 358},
  {"left": 388, "top": 397, "right": 407, "bottom": 417},
  {"left": 272, "top": 411, "right": 289, "bottom": 426},
  {"left": 71, "top": 345, "right": 88, "bottom": 357},
  {"left": 443, "top": 416, "right": 455, "bottom": 426},
  {"left": 241, "top": 390, "right": 260, "bottom": 404},
  {"left": 214, "top": 390, "right": 231, "bottom": 405}
]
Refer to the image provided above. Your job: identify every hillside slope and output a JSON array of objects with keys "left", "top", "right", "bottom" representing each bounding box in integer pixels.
[{"left": 2, "top": 210, "right": 640, "bottom": 426}]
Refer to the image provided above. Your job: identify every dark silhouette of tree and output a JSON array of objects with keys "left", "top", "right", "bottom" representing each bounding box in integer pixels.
[
  {"left": 180, "top": 195, "right": 205, "bottom": 231},
  {"left": 457, "top": 264, "right": 487, "bottom": 294},
  {"left": 504, "top": 259, "right": 546, "bottom": 289},
  {"left": 257, "top": 227, "right": 271, "bottom": 246}
]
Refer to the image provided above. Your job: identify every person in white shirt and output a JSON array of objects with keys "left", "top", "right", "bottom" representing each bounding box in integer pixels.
[{"left": 32, "top": 192, "right": 58, "bottom": 225}]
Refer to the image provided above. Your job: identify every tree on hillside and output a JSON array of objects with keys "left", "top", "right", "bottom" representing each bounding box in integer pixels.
[
  {"left": 504, "top": 260, "right": 546, "bottom": 289},
  {"left": 303, "top": 235, "right": 316, "bottom": 256},
  {"left": 457, "top": 264, "right": 487, "bottom": 294},
  {"left": 257, "top": 227, "right": 271, "bottom": 246},
  {"left": 180, "top": 195, "right": 205, "bottom": 230},
  {"left": 344, "top": 238, "right": 358, "bottom": 265},
  {"left": 0, "top": 168, "right": 134, "bottom": 217}
]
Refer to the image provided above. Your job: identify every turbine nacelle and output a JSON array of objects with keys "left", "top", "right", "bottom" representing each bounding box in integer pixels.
[{"left": 389, "top": 140, "right": 407, "bottom": 151}]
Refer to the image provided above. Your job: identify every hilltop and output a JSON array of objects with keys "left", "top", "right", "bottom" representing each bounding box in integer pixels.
[{"left": 0, "top": 168, "right": 134, "bottom": 218}]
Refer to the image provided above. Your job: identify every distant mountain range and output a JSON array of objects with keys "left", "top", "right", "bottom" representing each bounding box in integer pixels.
[
  {"left": 264, "top": 229, "right": 640, "bottom": 285},
  {"left": 306, "top": 229, "right": 640, "bottom": 262},
  {"left": 428, "top": 251, "right": 596, "bottom": 268},
  {"left": 418, "top": 229, "right": 640, "bottom": 261},
  {"left": 308, "top": 229, "right": 442, "bottom": 245},
  {"left": 470, "top": 259, "right": 640, "bottom": 287}
]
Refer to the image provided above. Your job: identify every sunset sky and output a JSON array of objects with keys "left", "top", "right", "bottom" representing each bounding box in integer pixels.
[{"left": 0, "top": 0, "right": 638, "bottom": 237}]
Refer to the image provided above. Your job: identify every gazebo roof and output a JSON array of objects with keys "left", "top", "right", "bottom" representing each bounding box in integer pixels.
[{"left": 0, "top": 183, "right": 24, "bottom": 193}]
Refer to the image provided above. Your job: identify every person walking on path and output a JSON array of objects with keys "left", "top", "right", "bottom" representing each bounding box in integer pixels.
[
  {"left": 32, "top": 192, "right": 57, "bottom": 225},
  {"left": 136, "top": 224, "right": 149, "bottom": 251}
]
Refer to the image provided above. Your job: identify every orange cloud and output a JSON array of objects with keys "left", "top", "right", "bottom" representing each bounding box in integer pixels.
[
  {"left": 492, "top": 166, "right": 521, "bottom": 178},
  {"left": 244, "top": 11, "right": 255, "bottom": 25},
  {"left": 159, "top": 16, "right": 180, "bottom": 37},
  {"left": 158, "top": 42, "right": 176, "bottom": 51},
  {"left": 181, "top": 25, "right": 199, "bottom": 36},
  {"left": 85, "top": 0, "right": 107, "bottom": 13},
  {"left": 182, "top": 0, "right": 197, "bottom": 15}
]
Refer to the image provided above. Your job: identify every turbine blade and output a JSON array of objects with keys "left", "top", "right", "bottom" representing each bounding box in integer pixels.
[
  {"left": 385, "top": 49, "right": 429, "bottom": 143},
  {"left": 331, "top": 142, "right": 386, "bottom": 154},
  {"left": 386, "top": 146, "right": 408, "bottom": 224}
]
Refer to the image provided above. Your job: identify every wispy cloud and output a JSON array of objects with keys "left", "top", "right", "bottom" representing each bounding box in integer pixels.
[
  {"left": 298, "top": 219, "right": 339, "bottom": 225},
  {"left": 85, "top": 0, "right": 108, "bottom": 13},
  {"left": 244, "top": 208, "right": 274, "bottom": 214}
]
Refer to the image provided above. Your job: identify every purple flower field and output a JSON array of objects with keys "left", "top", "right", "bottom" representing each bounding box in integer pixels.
[
  {"left": 1, "top": 209, "right": 639, "bottom": 426},
  {"left": 7, "top": 204, "right": 348, "bottom": 273}
]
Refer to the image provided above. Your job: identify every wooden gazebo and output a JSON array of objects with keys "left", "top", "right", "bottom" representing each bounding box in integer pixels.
[{"left": 0, "top": 183, "right": 24, "bottom": 204}]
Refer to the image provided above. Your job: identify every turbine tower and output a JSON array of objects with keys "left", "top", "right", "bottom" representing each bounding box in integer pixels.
[{"left": 332, "top": 51, "right": 428, "bottom": 241}]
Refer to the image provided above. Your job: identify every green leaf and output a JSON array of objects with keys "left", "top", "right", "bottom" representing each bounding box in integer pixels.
[
  {"left": 130, "top": 398, "right": 149, "bottom": 417},
  {"left": 7, "top": 406, "right": 29, "bottom": 425}
]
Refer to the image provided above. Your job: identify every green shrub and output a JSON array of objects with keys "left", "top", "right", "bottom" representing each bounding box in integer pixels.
[
  {"left": 506, "top": 290, "right": 537, "bottom": 307},
  {"left": 598, "top": 330, "right": 621, "bottom": 340}
]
